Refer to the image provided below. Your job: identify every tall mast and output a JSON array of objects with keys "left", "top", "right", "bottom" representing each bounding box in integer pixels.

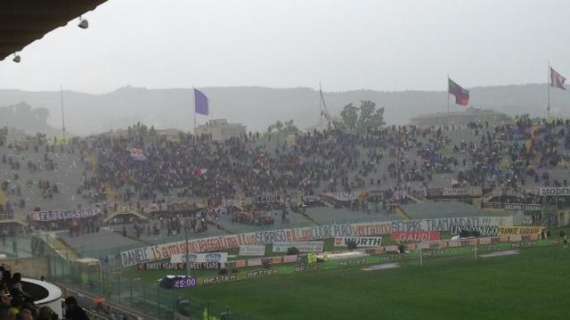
[
  {"left": 318, "top": 82, "right": 333, "bottom": 128},
  {"left": 547, "top": 62, "right": 551, "bottom": 119},
  {"left": 60, "top": 86, "right": 66, "bottom": 141},
  {"left": 447, "top": 74, "right": 450, "bottom": 125}
]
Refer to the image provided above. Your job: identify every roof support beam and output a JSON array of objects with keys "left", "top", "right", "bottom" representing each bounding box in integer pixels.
[{"left": 0, "top": 0, "right": 107, "bottom": 61}]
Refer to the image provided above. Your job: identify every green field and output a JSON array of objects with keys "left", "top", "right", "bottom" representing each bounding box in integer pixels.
[{"left": 174, "top": 245, "right": 570, "bottom": 320}]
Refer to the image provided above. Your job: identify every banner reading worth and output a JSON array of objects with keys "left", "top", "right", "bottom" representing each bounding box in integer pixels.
[
  {"left": 334, "top": 237, "right": 383, "bottom": 247},
  {"left": 119, "top": 216, "right": 513, "bottom": 267}
]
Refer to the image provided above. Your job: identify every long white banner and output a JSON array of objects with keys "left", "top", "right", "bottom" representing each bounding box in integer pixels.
[
  {"left": 31, "top": 208, "right": 101, "bottom": 222},
  {"left": 273, "top": 241, "right": 324, "bottom": 253},
  {"left": 239, "top": 245, "right": 266, "bottom": 257},
  {"left": 119, "top": 216, "right": 512, "bottom": 267},
  {"left": 170, "top": 252, "right": 227, "bottom": 264}
]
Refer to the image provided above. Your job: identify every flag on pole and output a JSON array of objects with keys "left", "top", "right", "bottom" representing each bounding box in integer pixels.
[
  {"left": 448, "top": 78, "right": 470, "bottom": 106},
  {"left": 194, "top": 89, "right": 209, "bottom": 115},
  {"left": 550, "top": 67, "right": 566, "bottom": 90}
]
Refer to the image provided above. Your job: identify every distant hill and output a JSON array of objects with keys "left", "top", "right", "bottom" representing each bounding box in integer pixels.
[{"left": 0, "top": 84, "right": 567, "bottom": 136}]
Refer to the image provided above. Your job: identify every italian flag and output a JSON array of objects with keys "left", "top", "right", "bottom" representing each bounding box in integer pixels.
[{"left": 448, "top": 78, "right": 470, "bottom": 106}]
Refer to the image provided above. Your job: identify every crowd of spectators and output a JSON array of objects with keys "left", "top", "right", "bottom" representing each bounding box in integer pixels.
[
  {"left": 0, "top": 265, "right": 90, "bottom": 320},
  {"left": 3, "top": 117, "right": 570, "bottom": 235},
  {"left": 0, "top": 133, "right": 72, "bottom": 218},
  {"left": 76, "top": 118, "right": 570, "bottom": 206}
]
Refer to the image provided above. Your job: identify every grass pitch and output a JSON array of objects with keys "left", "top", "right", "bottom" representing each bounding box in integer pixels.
[{"left": 181, "top": 245, "right": 570, "bottom": 320}]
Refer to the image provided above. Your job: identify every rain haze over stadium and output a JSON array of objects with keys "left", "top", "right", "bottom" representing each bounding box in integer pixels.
[
  {"left": 2, "top": 0, "right": 570, "bottom": 93},
  {"left": 2, "top": 2, "right": 570, "bottom": 319}
]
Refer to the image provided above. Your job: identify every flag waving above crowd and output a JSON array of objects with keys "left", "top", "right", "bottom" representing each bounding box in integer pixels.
[
  {"left": 194, "top": 88, "right": 209, "bottom": 115},
  {"left": 550, "top": 67, "right": 566, "bottom": 90},
  {"left": 448, "top": 78, "right": 469, "bottom": 106}
]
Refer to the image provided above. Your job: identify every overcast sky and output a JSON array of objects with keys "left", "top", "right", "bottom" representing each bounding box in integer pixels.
[{"left": 1, "top": 0, "right": 570, "bottom": 94}]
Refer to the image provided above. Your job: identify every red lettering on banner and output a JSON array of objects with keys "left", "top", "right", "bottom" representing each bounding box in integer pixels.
[
  {"left": 151, "top": 246, "right": 161, "bottom": 260},
  {"left": 121, "top": 217, "right": 511, "bottom": 267},
  {"left": 391, "top": 232, "right": 441, "bottom": 242},
  {"left": 197, "top": 239, "right": 206, "bottom": 252},
  {"left": 225, "top": 236, "right": 239, "bottom": 249},
  {"left": 240, "top": 233, "right": 256, "bottom": 246}
]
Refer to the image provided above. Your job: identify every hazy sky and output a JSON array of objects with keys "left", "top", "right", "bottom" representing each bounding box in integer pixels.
[{"left": 1, "top": 0, "right": 570, "bottom": 93}]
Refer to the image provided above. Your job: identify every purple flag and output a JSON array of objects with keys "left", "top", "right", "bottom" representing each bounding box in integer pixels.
[{"left": 194, "top": 89, "right": 209, "bottom": 115}]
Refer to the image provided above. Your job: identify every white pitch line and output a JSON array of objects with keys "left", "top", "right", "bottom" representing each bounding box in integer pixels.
[
  {"left": 362, "top": 262, "right": 400, "bottom": 271},
  {"left": 479, "top": 250, "right": 520, "bottom": 258}
]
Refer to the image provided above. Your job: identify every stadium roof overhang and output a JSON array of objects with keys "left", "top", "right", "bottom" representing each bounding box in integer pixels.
[{"left": 0, "top": 0, "right": 108, "bottom": 61}]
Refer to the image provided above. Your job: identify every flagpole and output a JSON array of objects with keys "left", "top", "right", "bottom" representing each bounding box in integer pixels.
[
  {"left": 319, "top": 81, "right": 323, "bottom": 123},
  {"left": 447, "top": 74, "right": 450, "bottom": 125},
  {"left": 547, "top": 62, "right": 551, "bottom": 120},
  {"left": 193, "top": 87, "right": 197, "bottom": 134},
  {"left": 60, "top": 85, "right": 66, "bottom": 142}
]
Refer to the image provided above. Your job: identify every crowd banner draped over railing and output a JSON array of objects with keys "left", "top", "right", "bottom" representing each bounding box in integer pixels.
[
  {"left": 119, "top": 216, "right": 513, "bottom": 267},
  {"left": 31, "top": 208, "right": 101, "bottom": 222},
  {"left": 538, "top": 187, "right": 570, "bottom": 196},
  {"left": 484, "top": 202, "right": 542, "bottom": 211},
  {"left": 426, "top": 187, "right": 482, "bottom": 198},
  {"left": 320, "top": 192, "right": 358, "bottom": 202},
  {"left": 502, "top": 203, "right": 542, "bottom": 211},
  {"left": 442, "top": 187, "right": 482, "bottom": 197}
]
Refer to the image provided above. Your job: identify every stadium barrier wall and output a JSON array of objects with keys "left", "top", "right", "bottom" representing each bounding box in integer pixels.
[{"left": 119, "top": 216, "right": 514, "bottom": 267}]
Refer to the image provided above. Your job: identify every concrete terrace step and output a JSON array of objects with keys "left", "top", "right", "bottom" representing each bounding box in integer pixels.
[
  {"left": 292, "top": 208, "right": 321, "bottom": 226},
  {"left": 394, "top": 206, "right": 411, "bottom": 221},
  {"left": 43, "top": 233, "right": 80, "bottom": 260},
  {"left": 406, "top": 194, "right": 425, "bottom": 204}
]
